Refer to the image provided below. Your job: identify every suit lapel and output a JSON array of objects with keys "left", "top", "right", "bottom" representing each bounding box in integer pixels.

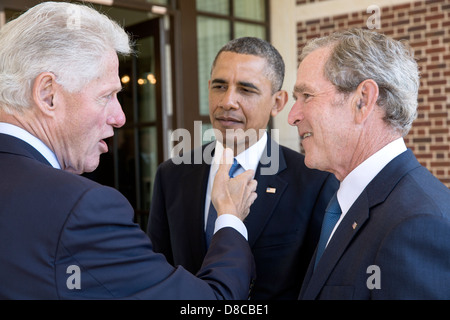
[
  {"left": 245, "top": 139, "right": 288, "bottom": 248},
  {"left": 301, "top": 194, "right": 370, "bottom": 299},
  {"left": 300, "top": 149, "right": 421, "bottom": 299},
  {"left": 178, "top": 144, "right": 213, "bottom": 260}
]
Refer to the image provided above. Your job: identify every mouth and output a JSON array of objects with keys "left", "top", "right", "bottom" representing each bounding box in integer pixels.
[
  {"left": 99, "top": 140, "right": 108, "bottom": 153},
  {"left": 99, "top": 136, "right": 113, "bottom": 153},
  {"left": 301, "top": 132, "right": 313, "bottom": 140},
  {"left": 215, "top": 115, "right": 243, "bottom": 127}
]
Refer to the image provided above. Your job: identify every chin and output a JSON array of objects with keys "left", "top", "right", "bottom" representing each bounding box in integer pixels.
[
  {"left": 82, "top": 157, "right": 101, "bottom": 174},
  {"left": 303, "top": 154, "right": 318, "bottom": 170}
]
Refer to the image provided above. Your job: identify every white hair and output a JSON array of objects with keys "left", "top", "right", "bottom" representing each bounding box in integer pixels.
[{"left": 0, "top": 1, "right": 132, "bottom": 114}]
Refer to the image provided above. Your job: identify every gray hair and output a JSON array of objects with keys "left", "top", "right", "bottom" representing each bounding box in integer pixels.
[
  {"left": 0, "top": 1, "right": 132, "bottom": 114},
  {"left": 211, "top": 37, "right": 285, "bottom": 94},
  {"left": 300, "top": 28, "right": 420, "bottom": 136}
]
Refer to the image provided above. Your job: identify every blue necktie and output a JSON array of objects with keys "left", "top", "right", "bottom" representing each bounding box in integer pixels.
[
  {"left": 205, "top": 159, "right": 241, "bottom": 248},
  {"left": 314, "top": 192, "right": 341, "bottom": 269}
]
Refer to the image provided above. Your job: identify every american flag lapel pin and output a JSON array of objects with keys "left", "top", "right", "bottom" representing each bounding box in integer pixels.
[{"left": 266, "top": 187, "right": 276, "bottom": 194}]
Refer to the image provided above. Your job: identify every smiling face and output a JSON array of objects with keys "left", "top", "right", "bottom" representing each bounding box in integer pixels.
[
  {"left": 209, "top": 52, "right": 285, "bottom": 153},
  {"left": 288, "top": 46, "right": 357, "bottom": 178},
  {"left": 52, "top": 50, "right": 126, "bottom": 174}
]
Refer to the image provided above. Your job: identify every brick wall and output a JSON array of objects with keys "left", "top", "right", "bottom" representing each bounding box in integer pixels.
[{"left": 297, "top": 0, "right": 450, "bottom": 187}]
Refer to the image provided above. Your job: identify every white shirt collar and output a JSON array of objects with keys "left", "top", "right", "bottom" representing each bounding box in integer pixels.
[
  {"left": 0, "top": 122, "right": 61, "bottom": 169},
  {"left": 212, "top": 131, "right": 268, "bottom": 173},
  {"left": 337, "top": 138, "right": 407, "bottom": 214}
]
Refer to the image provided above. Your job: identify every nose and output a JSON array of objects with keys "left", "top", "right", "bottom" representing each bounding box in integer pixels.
[
  {"left": 220, "top": 88, "right": 239, "bottom": 110},
  {"left": 288, "top": 100, "right": 304, "bottom": 126},
  {"left": 107, "top": 98, "right": 126, "bottom": 128}
]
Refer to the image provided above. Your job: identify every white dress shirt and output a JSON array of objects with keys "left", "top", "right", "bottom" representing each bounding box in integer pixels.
[
  {"left": 327, "top": 138, "right": 407, "bottom": 246},
  {"left": 204, "top": 132, "right": 268, "bottom": 240},
  {"left": 0, "top": 122, "right": 61, "bottom": 169}
]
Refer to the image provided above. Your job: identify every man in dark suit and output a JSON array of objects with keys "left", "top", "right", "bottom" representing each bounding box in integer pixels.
[
  {"left": 0, "top": 2, "right": 257, "bottom": 299},
  {"left": 289, "top": 28, "right": 450, "bottom": 299},
  {"left": 148, "top": 37, "right": 338, "bottom": 300}
]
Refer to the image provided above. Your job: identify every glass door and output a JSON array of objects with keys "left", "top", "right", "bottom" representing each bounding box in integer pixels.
[
  {"left": 85, "top": 18, "right": 163, "bottom": 230},
  {"left": 120, "top": 19, "right": 163, "bottom": 229}
]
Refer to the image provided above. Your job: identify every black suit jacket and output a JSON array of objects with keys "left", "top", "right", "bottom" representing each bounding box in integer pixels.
[
  {"left": 299, "top": 150, "right": 450, "bottom": 299},
  {"left": 0, "top": 133, "right": 254, "bottom": 299},
  {"left": 148, "top": 139, "right": 339, "bottom": 299}
]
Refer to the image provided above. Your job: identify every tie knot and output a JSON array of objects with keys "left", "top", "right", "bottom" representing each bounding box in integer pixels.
[{"left": 229, "top": 159, "right": 240, "bottom": 178}]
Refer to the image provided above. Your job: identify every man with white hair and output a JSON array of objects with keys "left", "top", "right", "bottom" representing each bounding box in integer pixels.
[{"left": 0, "top": 1, "right": 257, "bottom": 299}]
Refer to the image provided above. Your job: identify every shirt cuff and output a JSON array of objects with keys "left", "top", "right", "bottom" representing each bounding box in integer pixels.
[{"left": 214, "top": 214, "right": 248, "bottom": 241}]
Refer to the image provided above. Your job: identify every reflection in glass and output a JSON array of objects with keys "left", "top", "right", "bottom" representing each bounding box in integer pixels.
[
  {"left": 116, "top": 128, "right": 137, "bottom": 206},
  {"left": 139, "top": 127, "right": 158, "bottom": 211},
  {"left": 137, "top": 37, "right": 157, "bottom": 123}
]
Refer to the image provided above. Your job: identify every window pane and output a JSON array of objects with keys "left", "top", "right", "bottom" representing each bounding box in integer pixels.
[
  {"left": 117, "top": 128, "right": 136, "bottom": 205},
  {"left": 119, "top": 57, "right": 135, "bottom": 124},
  {"left": 197, "top": 17, "right": 230, "bottom": 116},
  {"left": 197, "top": 0, "right": 229, "bottom": 15},
  {"left": 235, "top": 22, "right": 266, "bottom": 40},
  {"left": 131, "top": 0, "right": 169, "bottom": 4},
  {"left": 139, "top": 126, "right": 158, "bottom": 211},
  {"left": 233, "top": 0, "right": 265, "bottom": 22},
  {"left": 136, "top": 37, "right": 157, "bottom": 123},
  {"left": 150, "top": 0, "right": 168, "bottom": 5}
]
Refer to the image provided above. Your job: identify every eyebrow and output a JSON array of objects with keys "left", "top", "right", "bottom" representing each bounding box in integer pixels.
[
  {"left": 293, "top": 84, "right": 311, "bottom": 94},
  {"left": 211, "top": 78, "right": 260, "bottom": 92}
]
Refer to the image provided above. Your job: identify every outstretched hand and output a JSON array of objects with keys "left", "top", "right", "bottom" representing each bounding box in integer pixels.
[{"left": 211, "top": 148, "right": 258, "bottom": 221}]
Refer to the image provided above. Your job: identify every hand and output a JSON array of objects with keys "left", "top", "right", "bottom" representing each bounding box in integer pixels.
[{"left": 211, "top": 148, "right": 258, "bottom": 221}]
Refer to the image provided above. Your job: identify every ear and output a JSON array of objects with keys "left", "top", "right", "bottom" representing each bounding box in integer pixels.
[
  {"left": 32, "top": 72, "right": 57, "bottom": 116},
  {"left": 353, "top": 79, "right": 379, "bottom": 124},
  {"left": 270, "top": 90, "right": 288, "bottom": 117}
]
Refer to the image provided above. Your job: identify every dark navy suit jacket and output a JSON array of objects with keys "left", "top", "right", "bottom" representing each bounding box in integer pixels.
[
  {"left": 148, "top": 139, "right": 339, "bottom": 299},
  {"left": 0, "top": 133, "right": 255, "bottom": 299},
  {"left": 299, "top": 150, "right": 450, "bottom": 299}
]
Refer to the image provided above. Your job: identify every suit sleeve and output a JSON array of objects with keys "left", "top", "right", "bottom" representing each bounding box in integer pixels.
[
  {"left": 373, "top": 214, "right": 450, "bottom": 299},
  {"left": 147, "top": 165, "right": 174, "bottom": 265},
  {"left": 55, "top": 185, "right": 254, "bottom": 300}
]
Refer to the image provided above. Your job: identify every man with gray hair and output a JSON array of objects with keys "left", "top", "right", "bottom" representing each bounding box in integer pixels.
[
  {"left": 289, "top": 28, "right": 450, "bottom": 299},
  {"left": 0, "top": 1, "right": 258, "bottom": 299}
]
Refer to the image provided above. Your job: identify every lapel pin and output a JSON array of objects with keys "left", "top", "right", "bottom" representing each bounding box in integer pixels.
[
  {"left": 266, "top": 187, "right": 276, "bottom": 194},
  {"left": 352, "top": 222, "right": 358, "bottom": 230}
]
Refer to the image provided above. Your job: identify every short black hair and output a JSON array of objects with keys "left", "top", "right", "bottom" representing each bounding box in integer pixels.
[{"left": 211, "top": 37, "right": 285, "bottom": 93}]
